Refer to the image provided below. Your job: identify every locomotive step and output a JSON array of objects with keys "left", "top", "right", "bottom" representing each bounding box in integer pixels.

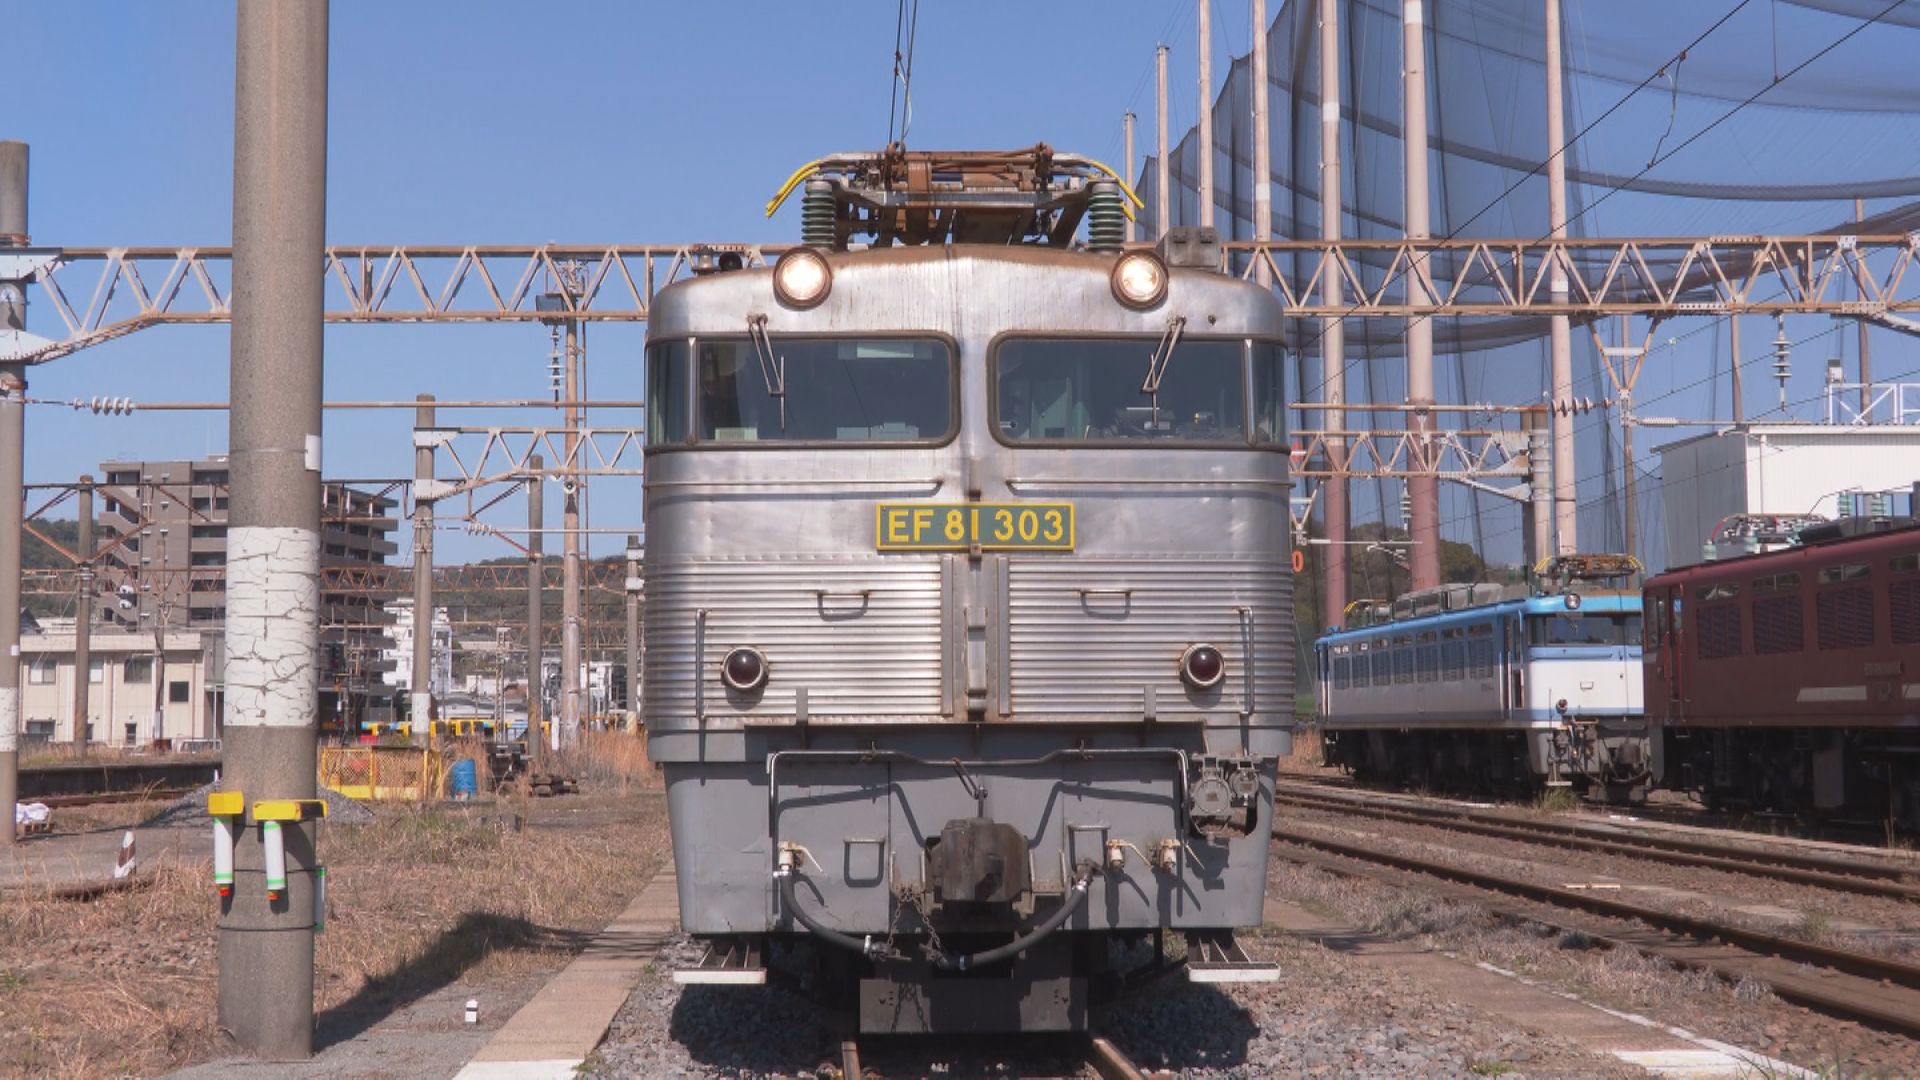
[
  {"left": 672, "top": 936, "right": 767, "bottom": 985},
  {"left": 1185, "top": 931, "right": 1280, "bottom": 983}
]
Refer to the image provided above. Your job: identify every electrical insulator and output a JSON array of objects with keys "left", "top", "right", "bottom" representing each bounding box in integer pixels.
[
  {"left": 1398, "top": 487, "right": 1412, "bottom": 527},
  {"left": 82, "top": 396, "right": 136, "bottom": 415}
]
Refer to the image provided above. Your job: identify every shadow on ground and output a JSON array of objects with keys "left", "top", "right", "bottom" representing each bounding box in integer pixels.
[{"left": 316, "top": 911, "right": 591, "bottom": 1050}]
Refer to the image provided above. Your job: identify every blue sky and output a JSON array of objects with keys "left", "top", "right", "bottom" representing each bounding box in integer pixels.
[
  {"left": 10, "top": 1, "right": 1206, "bottom": 560},
  {"left": 10, "top": 2, "right": 1920, "bottom": 568}
]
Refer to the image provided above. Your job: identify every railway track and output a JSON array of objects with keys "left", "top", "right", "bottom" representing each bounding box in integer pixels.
[
  {"left": 1271, "top": 822, "right": 1920, "bottom": 1038},
  {"left": 1274, "top": 780, "right": 1920, "bottom": 901},
  {"left": 836, "top": 1032, "right": 1155, "bottom": 1079}
]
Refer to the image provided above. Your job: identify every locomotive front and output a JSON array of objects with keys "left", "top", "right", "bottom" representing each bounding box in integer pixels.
[{"left": 641, "top": 149, "right": 1292, "bottom": 1031}]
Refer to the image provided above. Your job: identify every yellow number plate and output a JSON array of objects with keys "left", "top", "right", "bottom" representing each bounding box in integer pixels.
[{"left": 875, "top": 502, "right": 1075, "bottom": 552}]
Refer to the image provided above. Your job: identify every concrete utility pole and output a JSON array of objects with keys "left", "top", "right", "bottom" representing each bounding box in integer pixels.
[
  {"left": 1251, "top": 0, "right": 1272, "bottom": 288},
  {"left": 1616, "top": 317, "right": 1641, "bottom": 563},
  {"left": 1318, "top": 0, "right": 1349, "bottom": 627},
  {"left": 411, "top": 394, "right": 435, "bottom": 745},
  {"left": 1156, "top": 45, "right": 1171, "bottom": 238},
  {"left": 624, "top": 533, "right": 640, "bottom": 730},
  {"left": 1525, "top": 414, "right": 1553, "bottom": 568},
  {"left": 1123, "top": 112, "right": 1137, "bottom": 245},
  {"left": 219, "top": 0, "right": 327, "bottom": 1058},
  {"left": 0, "top": 139, "right": 27, "bottom": 844},
  {"left": 1857, "top": 196, "right": 1872, "bottom": 418},
  {"left": 526, "top": 454, "right": 545, "bottom": 770},
  {"left": 72, "top": 477, "right": 94, "bottom": 749},
  {"left": 560, "top": 317, "right": 582, "bottom": 748},
  {"left": 1545, "top": 0, "right": 1577, "bottom": 556},
  {"left": 1196, "top": 0, "right": 1215, "bottom": 230},
  {"left": 1401, "top": 0, "right": 1440, "bottom": 590}
]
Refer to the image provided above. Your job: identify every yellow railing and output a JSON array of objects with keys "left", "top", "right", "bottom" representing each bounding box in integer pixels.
[{"left": 319, "top": 746, "right": 445, "bottom": 802}]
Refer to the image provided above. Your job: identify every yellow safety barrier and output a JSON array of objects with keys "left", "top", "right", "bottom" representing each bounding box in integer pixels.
[{"left": 318, "top": 746, "right": 446, "bottom": 802}]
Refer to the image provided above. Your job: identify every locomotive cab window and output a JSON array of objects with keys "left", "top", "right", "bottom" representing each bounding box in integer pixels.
[
  {"left": 645, "top": 337, "right": 953, "bottom": 445},
  {"left": 994, "top": 337, "right": 1279, "bottom": 445},
  {"left": 1527, "top": 612, "right": 1642, "bottom": 646}
]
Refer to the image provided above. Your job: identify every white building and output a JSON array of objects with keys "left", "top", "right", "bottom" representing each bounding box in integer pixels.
[
  {"left": 381, "top": 599, "right": 453, "bottom": 697},
  {"left": 17, "top": 621, "right": 216, "bottom": 746},
  {"left": 1655, "top": 422, "right": 1920, "bottom": 568}
]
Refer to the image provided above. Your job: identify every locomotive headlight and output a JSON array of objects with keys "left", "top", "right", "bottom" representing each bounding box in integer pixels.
[
  {"left": 721, "top": 647, "right": 770, "bottom": 692},
  {"left": 1564, "top": 592, "right": 1582, "bottom": 610},
  {"left": 1179, "top": 643, "right": 1226, "bottom": 690},
  {"left": 1110, "top": 252, "right": 1169, "bottom": 309},
  {"left": 773, "top": 248, "right": 832, "bottom": 309}
]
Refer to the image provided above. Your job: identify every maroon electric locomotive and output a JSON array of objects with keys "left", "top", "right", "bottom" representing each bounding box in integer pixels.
[{"left": 1643, "top": 516, "right": 1920, "bottom": 827}]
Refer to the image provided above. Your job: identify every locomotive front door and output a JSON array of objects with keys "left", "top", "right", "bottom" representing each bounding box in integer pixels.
[{"left": 1651, "top": 585, "right": 1682, "bottom": 712}]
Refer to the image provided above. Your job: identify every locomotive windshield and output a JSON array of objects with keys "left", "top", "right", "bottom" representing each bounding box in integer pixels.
[
  {"left": 1527, "top": 612, "right": 1642, "bottom": 647},
  {"left": 646, "top": 337, "right": 953, "bottom": 445},
  {"left": 994, "top": 338, "right": 1285, "bottom": 445}
]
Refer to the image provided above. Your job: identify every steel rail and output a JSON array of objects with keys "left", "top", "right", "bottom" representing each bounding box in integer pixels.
[
  {"left": 1272, "top": 787, "right": 1920, "bottom": 901},
  {"left": 1271, "top": 838, "right": 1920, "bottom": 1039},
  {"left": 1272, "top": 823, "right": 1920, "bottom": 993},
  {"left": 1276, "top": 778, "right": 1920, "bottom": 882}
]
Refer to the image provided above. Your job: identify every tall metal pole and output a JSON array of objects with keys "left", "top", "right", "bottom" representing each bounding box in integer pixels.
[
  {"left": 624, "top": 533, "right": 641, "bottom": 731},
  {"left": 220, "top": 0, "right": 326, "bottom": 1058},
  {"left": 526, "top": 455, "right": 545, "bottom": 770},
  {"left": 1857, "top": 196, "right": 1872, "bottom": 419},
  {"left": 1402, "top": 0, "right": 1440, "bottom": 590},
  {"left": 1618, "top": 324, "right": 1640, "bottom": 564},
  {"left": 1123, "top": 112, "right": 1137, "bottom": 245},
  {"left": 1251, "top": 0, "right": 1272, "bottom": 287},
  {"left": 410, "top": 394, "right": 435, "bottom": 745},
  {"left": 560, "top": 319, "right": 582, "bottom": 748},
  {"left": 1319, "top": 0, "right": 1348, "bottom": 627},
  {"left": 0, "top": 139, "right": 28, "bottom": 845},
  {"left": 1156, "top": 45, "right": 1171, "bottom": 238},
  {"left": 1196, "top": 0, "right": 1215, "bottom": 230},
  {"left": 1729, "top": 316, "right": 1744, "bottom": 423},
  {"left": 72, "top": 477, "right": 94, "bottom": 749},
  {"left": 1545, "top": 0, "right": 1577, "bottom": 556}
]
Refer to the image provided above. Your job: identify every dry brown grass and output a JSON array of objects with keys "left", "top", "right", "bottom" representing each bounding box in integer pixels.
[
  {"left": 566, "top": 729, "right": 661, "bottom": 796},
  {"left": 1281, "top": 725, "right": 1326, "bottom": 771},
  {"left": 0, "top": 789, "right": 669, "bottom": 1078}
]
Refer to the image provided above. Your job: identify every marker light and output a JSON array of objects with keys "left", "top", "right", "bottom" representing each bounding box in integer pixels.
[
  {"left": 1565, "top": 592, "right": 1582, "bottom": 610},
  {"left": 1179, "top": 643, "right": 1226, "bottom": 690},
  {"left": 773, "top": 248, "right": 832, "bottom": 309},
  {"left": 721, "top": 647, "right": 770, "bottom": 692},
  {"left": 1110, "top": 252, "right": 1169, "bottom": 309}
]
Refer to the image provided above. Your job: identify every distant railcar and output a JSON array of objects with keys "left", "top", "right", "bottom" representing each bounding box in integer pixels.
[
  {"left": 642, "top": 148, "right": 1293, "bottom": 1033},
  {"left": 1644, "top": 516, "right": 1920, "bottom": 826},
  {"left": 1315, "top": 554, "right": 1650, "bottom": 801}
]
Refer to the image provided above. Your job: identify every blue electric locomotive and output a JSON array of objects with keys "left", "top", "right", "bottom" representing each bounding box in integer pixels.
[{"left": 1313, "top": 555, "right": 1650, "bottom": 801}]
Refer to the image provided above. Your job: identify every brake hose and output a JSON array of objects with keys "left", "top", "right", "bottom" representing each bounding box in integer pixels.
[{"left": 929, "top": 869, "right": 1095, "bottom": 972}]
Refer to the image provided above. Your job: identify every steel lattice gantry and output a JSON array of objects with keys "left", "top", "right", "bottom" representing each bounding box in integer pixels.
[{"left": 3, "top": 235, "right": 1918, "bottom": 363}]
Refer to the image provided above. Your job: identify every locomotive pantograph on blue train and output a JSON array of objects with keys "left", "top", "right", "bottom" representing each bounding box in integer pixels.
[
  {"left": 1314, "top": 554, "right": 1651, "bottom": 802},
  {"left": 641, "top": 147, "right": 1293, "bottom": 1033}
]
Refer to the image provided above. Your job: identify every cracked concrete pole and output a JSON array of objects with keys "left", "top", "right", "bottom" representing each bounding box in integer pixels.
[
  {"left": 219, "top": 0, "right": 326, "bottom": 1058},
  {"left": 0, "top": 139, "right": 29, "bottom": 848}
]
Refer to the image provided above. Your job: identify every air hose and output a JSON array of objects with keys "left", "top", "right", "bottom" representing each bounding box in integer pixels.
[
  {"left": 775, "top": 869, "right": 898, "bottom": 960},
  {"left": 929, "top": 869, "right": 1095, "bottom": 972},
  {"left": 774, "top": 867, "right": 1096, "bottom": 971}
]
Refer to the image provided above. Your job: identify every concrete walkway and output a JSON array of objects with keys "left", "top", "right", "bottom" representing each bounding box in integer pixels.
[{"left": 452, "top": 871, "right": 679, "bottom": 1080}]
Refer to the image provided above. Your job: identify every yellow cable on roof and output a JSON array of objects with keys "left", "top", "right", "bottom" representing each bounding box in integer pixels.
[{"left": 765, "top": 160, "right": 825, "bottom": 219}]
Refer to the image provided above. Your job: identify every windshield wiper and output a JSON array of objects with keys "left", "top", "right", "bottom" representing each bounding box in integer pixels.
[
  {"left": 746, "top": 314, "right": 788, "bottom": 432},
  {"left": 1140, "top": 315, "right": 1187, "bottom": 396}
]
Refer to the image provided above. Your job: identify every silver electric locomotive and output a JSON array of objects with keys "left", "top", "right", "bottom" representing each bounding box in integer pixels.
[{"left": 641, "top": 148, "right": 1291, "bottom": 1032}]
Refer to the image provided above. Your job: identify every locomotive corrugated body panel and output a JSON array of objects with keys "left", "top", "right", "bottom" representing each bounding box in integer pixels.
[
  {"left": 645, "top": 557, "right": 946, "bottom": 726},
  {"left": 1008, "top": 557, "right": 1292, "bottom": 717}
]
